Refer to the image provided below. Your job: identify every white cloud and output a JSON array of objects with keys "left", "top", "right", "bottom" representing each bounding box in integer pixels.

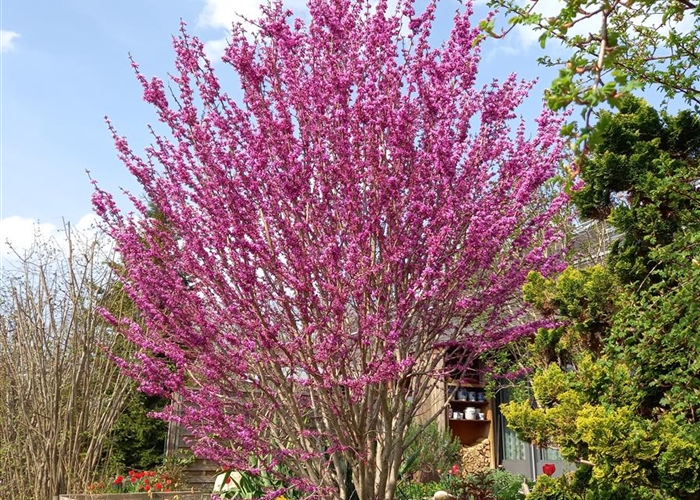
[
  {"left": 198, "top": 0, "right": 307, "bottom": 31},
  {"left": 0, "top": 214, "right": 105, "bottom": 267},
  {"left": 0, "top": 216, "right": 57, "bottom": 260},
  {"left": 75, "top": 212, "right": 101, "bottom": 233},
  {"left": 199, "top": 0, "right": 267, "bottom": 30},
  {"left": 203, "top": 37, "right": 229, "bottom": 63},
  {"left": 197, "top": 0, "right": 308, "bottom": 62},
  {"left": 195, "top": 0, "right": 440, "bottom": 62},
  {"left": 0, "top": 30, "right": 20, "bottom": 53}
]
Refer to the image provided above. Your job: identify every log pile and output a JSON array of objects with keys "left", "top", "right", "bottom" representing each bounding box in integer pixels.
[{"left": 459, "top": 438, "right": 491, "bottom": 473}]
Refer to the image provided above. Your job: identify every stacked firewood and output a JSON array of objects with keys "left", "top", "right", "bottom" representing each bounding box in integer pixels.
[{"left": 459, "top": 438, "right": 490, "bottom": 473}]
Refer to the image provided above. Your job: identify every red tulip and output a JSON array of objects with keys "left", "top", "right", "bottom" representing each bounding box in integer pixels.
[
  {"left": 114, "top": 475, "right": 124, "bottom": 485},
  {"left": 542, "top": 463, "right": 556, "bottom": 476}
]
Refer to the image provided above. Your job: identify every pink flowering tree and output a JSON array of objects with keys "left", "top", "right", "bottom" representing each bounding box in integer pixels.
[{"left": 93, "top": 0, "right": 566, "bottom": 498}]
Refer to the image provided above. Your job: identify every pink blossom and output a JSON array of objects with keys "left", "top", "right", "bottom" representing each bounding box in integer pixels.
[{"left": 93, "top": 1, "right": 566, "bottom": 498}]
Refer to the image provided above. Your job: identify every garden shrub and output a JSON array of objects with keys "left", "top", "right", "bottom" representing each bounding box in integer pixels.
[
  {"left": 528, "top": 467, "right": 674, "bottom": 500},
  {"left": 107, "top": 392, "right": 168, "bottom": 471},
  {"left": 402, "top": 422, "right": 462, "bottom": 483},
  {"left": 490, "top": 468, "right": 528, "bottom": 500},
  {"left": 501, "top": 100, "right": 700, "bottom": 500},
  {"left": 396, "top": 481, "right": 441, "bottom": 500},
  {"left": 432, "top": 468, "right": 528, "bottom": 500}
]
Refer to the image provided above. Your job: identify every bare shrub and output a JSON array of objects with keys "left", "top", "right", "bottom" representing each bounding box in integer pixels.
[{"left": 0, "top": 224, "right": 134, "bottom": 499}]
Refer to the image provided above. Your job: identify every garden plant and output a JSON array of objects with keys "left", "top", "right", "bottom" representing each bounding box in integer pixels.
[
  {"left": 92, "top": 0, "right": 568, "bottom": 497},
  {"left": 502, "top": 98, "right": 700, "bottom": 499}
]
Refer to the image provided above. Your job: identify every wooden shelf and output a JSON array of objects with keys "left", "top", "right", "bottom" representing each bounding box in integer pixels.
[
  {"left": 446, "top": 381, "right": 483, "bottom": 388},
  {"left": 442, "top": 350, "right": 497, "bottom": 468}
]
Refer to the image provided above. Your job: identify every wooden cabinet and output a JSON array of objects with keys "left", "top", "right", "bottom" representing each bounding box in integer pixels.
[
  {"left": 446, "top": 384, "right": 493, "bottom": 446},
  {"left": 442, "top": 350, "right": 497, "bottom": 469}
]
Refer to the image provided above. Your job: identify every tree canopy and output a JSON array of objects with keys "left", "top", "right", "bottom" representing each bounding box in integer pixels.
[
  {"left": 92, "top": 0, "right": 567, "bottom": 498},
  {"left": 484, "top": 0, "right": 700, "bottom": 167},
  {"left": 488, "top": 0, "right": 700, "bottom": 109}
]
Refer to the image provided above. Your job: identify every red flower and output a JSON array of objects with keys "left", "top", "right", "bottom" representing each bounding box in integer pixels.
[
  {"left": 144, "top": 485, "right": 151, "bottom": 492},
  {"left": 131, "top": 476, "right": 137, "bottom": 483},
  {"left": 155, "top": 483, "right": 163, "bottom": 491},
  {"left": 542, "top": 463, "right": 556, "bottom": 476},
  {"left": 114, "top": 475, "right": 124, "bottom": 485},
  {"left": 450, "top": 464, "right": 461, "bottom": 476}
]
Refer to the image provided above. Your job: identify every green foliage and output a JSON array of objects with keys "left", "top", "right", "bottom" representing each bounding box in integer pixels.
[
  {"left": 456, "top": 469, "right": 497, "bottom": 500},
  {"left": 657, "top": 422, "right": 700, "bottom": 494},
  {"left": 527, "top": 473, "right": 578, "bottom": 500},
  {"left": 502, "top": 357, "right": 634, "bottom": 460},
  {"left": 218, "top": 456, "right": 300, "bottom": 499},
  {"left": 528, "top": 467, "right": 671, "bottom": 500},
  {"left": 397, "top": 481, "right": 441, "bottom": 500},
  {"left": 402, "top": 422, "right": 462, "bottom": 481},
  {"left": 523, "top": 266, "right": 617, "bottom": 367},
  {"left": 396, "top": 469, "right": 529, "bottom": 500},
  {"left": 485, "top": 0, "right": 700, "bottom": 167},
  {"left": 434, "top": 469, "right": 528, "bottom": 500},
  {"left": 485, "top": 1, "right": 700, "bottom": 107},
  {"left": 490, "top": 469, "right": 529, "bottom": 500},
  {"left": 502, "top": 101, "right": 700, "bottom": 499},
  {"left": 220, "top": 470, "right": 281, "bottom": 499},
  {"left": 106, "top": 392, "right": 168, "bottom": 471},
  {"left": 574, "top": 97, "right": 700, "bottom": 282}
]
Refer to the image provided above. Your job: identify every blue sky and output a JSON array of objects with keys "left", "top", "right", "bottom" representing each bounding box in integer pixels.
[{"left": 1, "top": 0, "right": 560, "bottom": 257}]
